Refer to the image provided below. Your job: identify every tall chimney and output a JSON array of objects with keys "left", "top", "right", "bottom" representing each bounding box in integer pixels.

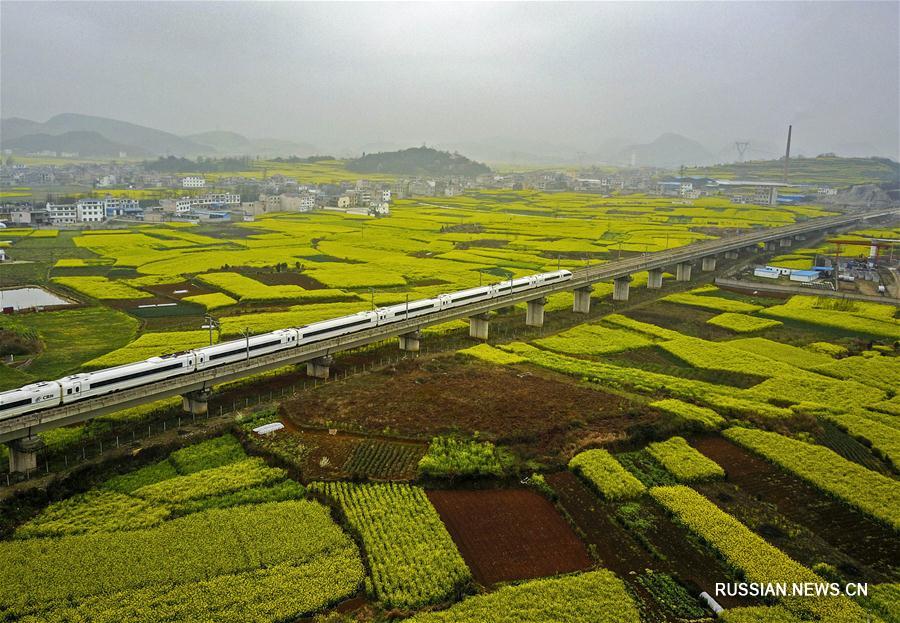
[{"left": 783, "top": 125, "right": 792, "bottom": 183}]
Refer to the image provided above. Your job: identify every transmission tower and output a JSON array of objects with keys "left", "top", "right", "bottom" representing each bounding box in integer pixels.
[{"left": 734, "top": 141, "right": 750, "bottom": 162}]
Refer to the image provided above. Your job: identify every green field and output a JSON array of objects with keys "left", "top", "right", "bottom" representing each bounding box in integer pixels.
[
  {"left": 3, "top": 436, "right": 360, "bottom": 622},
  {"left": 0, "top": 191, "right": 840, "bottom": 395},
  {"left": 406, "top": 570, "right": 640, "bottom": 623},
  {"left": 309, "top": 481, "right": 471, "bottom": 609},
  {"left": 3, "top": 241, "right": 899, "bottom": 622},
  {"left": 686, "top": 155, "right": 899, "bottom": 186},
  {"left": 502, "top": 292, "right": 897, "bottom": 418},
  {"left": 0, "top": 199, "right": 897, "bottom": 468}
]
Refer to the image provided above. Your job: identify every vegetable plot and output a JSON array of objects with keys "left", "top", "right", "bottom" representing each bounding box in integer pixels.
[
  {"left": 405, "top": 570, "right": 641, "bottom": 623},
  {"left": 310, "top": 481, "right": 471, "bottom": 609},
  {"left": 568, "top": 449, "right": 646, "bottom": 500},
  {"left": 651, "top": 486, "right": 872, "bottom": 622},
  {"left": 646, "top": 436, "right": 725, "bottom": 482},
  {"left": 724, "top": 427, "right": 900, "bottom": 529}
]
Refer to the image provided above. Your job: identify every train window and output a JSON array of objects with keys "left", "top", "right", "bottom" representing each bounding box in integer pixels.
[
  {"left": 210, "top": 348, "right": 244, "bottom": 361},
  {"left": 0, "top": 397, "right": 34, "bottom": 411},
  {"left": 90, "top": 361, "right": 186, "bottom": 387},
  {"left": 66, "top": 389, "right": 72, "bottom": 395},
  {"left": 453, "top": 292, "right": 488, "bottom": 303},
  {"left": 249, "top": 339, "right": 282, "bottom": 351},
  {"left": 305, "top": 317, "right": 373, "bottom": 338}
]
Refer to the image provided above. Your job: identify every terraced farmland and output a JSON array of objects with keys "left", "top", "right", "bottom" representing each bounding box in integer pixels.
[
  {"left": 1, "top": 195, "right": 897, "bottom": 623},
  {"left": 0, "top": 193, "right": 839, "bottom": 396}
]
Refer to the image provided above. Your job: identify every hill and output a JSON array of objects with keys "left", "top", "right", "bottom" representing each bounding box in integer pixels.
[
  {"left": 686, "top": 155, "right": 900, "bottom": 187},
  {"left": 346, "top": 147, "right": 491, "bottom": 176},
  {"left": 0, "top": 114, "right": 319, "bottom": 158},
  {"left": 2, "top": 113, "right": 207, "bottom": 156},
  {"left": 615, "top": 133, "right": 715, "bottom": 167},
  {"left": 0, "top": 117, "right": 44, "bottom": 141},
  {"left": 184, "top": 132, "right": 318, "bottom": 157},
  {"left": 2, "top": 131, "right": 150, "bottom": 157},
  {"left": 185, "top": 131, "right": 252, "bottom": 152}
]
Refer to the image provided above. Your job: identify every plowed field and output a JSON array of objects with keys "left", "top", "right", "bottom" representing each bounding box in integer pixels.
[{"left": 426, "top": 488, "right": 591, "bottom": 586}]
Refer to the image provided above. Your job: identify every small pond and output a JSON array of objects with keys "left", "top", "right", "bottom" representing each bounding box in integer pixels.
[{"left": 0, "top": 287, "right": 73, "bottom": 311}]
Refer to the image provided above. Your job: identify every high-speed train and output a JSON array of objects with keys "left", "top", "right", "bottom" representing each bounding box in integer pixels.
[{"left": 0, "top": 270, "right": 572, "bottom": 420}]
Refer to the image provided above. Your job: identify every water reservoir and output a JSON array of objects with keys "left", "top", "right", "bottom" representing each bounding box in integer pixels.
[{"left": 0, "top": 287, "right": 73, "bottom": 312}]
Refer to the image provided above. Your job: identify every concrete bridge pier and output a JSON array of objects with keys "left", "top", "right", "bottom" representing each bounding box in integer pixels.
[
  {"left": 306, "top": 355, "right": 334, "bottom": 379},
  {"left": 398, "top": 330, "right": 421, "bottom": 352},
  {"left": 724, "top": 250, "right": 739, "bottom": 260},
  {"left": 779, "top": 237, "right": 792, "bottom": 248},
  {"left": 573, "top": 286, "right": 593, "bottom": 314},
  {"left": 525, "top": 298, "right": 546, "bottom": 327},
  {"left": 613, "top": 276, "right": 631, "bottom": 301},
  {"left": 7, "top": 435, "right": 44, "bottom": 474},
  {"left": 182, "top": 388, "right": 212, "bottom": 416},
  {"left": 647, "top": 268, "right": 664, "bottom": 289},
  {"left": 469, "top": 314, "right": 490, "bottom": 340},
  {"left": 701, "top": 255, "right": 717, "bottom": 272},
  {"left": 675, "top": 261, "right": 693, "bottom": 282}
]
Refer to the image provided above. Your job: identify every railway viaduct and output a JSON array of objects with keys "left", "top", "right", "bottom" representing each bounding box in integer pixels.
[{"left": 3, "top": 206, "right": 898, "bottom": 472}]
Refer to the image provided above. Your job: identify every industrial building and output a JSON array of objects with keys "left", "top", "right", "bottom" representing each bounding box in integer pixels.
[{"left": 788, "top": 270, "right": 821, "bottom": 283}]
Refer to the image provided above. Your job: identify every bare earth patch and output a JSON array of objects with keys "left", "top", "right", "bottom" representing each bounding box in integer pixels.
[
  {"left": 426, "top": 488, "right": 591, "bottom": 586},
  {"left": 279, "top": 356, "right": 656, "bottom": 463}
]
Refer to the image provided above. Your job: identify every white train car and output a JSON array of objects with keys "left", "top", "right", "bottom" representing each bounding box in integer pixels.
[
  {"left": 58, "top": 352, "right": 196, "bottom": 403},
  {"left": 194, "top": 329, "right": 297, "bottom": 370},
  {"left": 298, "top": 311, "right": 377, "bottom": 345},
  {"left": 0, "top": 269, "right": 577, "bottom": 420},
  {"left": 0, "top": 381, "right": 62, "bottom": 419},
  {"left": 377, "top": 298, "right": 441, "bottom": 325},
  {"left": 448, "top": 285, "right": 494, "bottom": 307},
  {"left": 495, "top": 270, "right": 571, "bottom": 296},
  {"left": 541, "top": 269, "right": 573, "bottom": 284}
]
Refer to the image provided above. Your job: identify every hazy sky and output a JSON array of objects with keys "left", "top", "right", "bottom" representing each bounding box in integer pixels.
[{"left": 2, "top": 1, "right": 898, "bottom": 158}]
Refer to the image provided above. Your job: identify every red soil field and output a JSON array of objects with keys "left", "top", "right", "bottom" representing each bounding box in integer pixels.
[{"left": 426, "top": 488, "right": 592, "bottom": 586}]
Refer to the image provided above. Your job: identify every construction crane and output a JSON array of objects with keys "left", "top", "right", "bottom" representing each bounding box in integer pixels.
[{"left": 827, "top": 238, "right": 900, "bottom": 262}]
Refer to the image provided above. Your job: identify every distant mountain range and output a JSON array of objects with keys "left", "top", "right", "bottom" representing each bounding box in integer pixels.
[
  {"left": 5, "top": 113, "right": 887, "bottom": 167},
  {"left": 0, "top": 113, "right": 318, "bottom": 158},
  {"left": 2, "top": 131, "right": 150, "bottom": 158},
  {"left": 0, "top": 113, "right": 730, "bottom": 166}
]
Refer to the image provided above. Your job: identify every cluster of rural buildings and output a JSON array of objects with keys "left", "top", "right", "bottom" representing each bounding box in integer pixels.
[
  {"left": 0, "top": 157, "right": 844, "bottom": 231},
  {"left": 653, "top": 178, "right": 840, "bottom": 207},
  {"left": 0, "top": 194, "right": 243, "bottom": 226},
  {"left": 0, "top": 188, "right": 392, "bottom": 226}
]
